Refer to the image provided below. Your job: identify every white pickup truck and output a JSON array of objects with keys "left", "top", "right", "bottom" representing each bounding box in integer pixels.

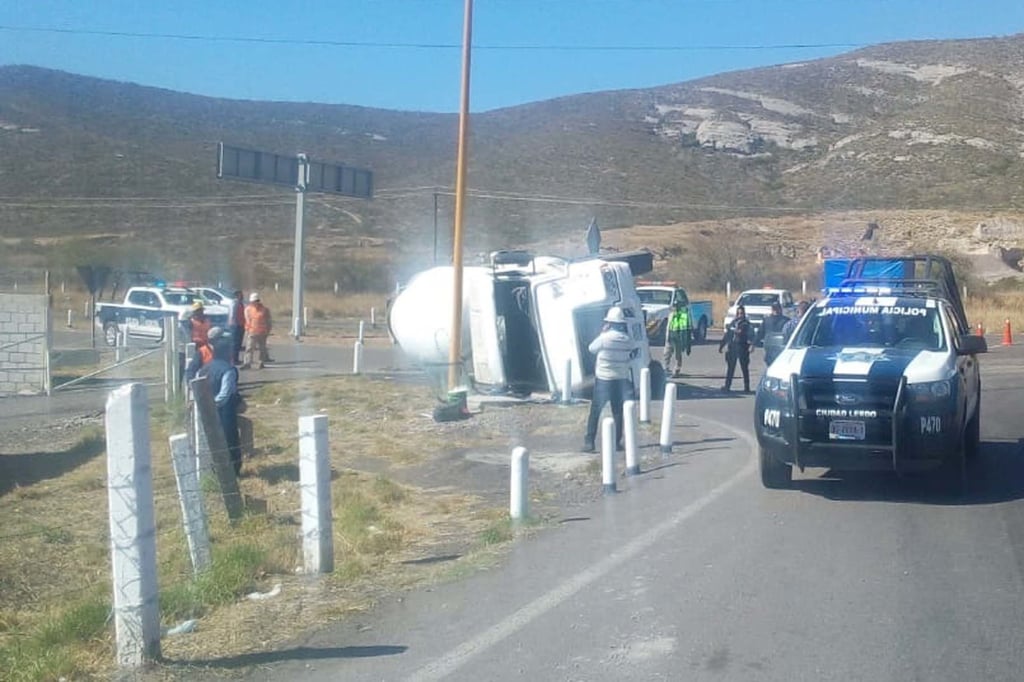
[
  {"left": 635, "top": 283, "right": 714, "bottom": 345},
  {"left": 723, "top": 288, "right": 798, "bottom": 339},
  {"left": 94, "top": 286, "right": 229, "bottom": 346}
]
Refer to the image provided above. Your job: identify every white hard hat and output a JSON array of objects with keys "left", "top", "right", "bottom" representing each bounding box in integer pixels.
[
  {"left": 604, "top": 306, "right": 626, "bottom": 324},
  {"left": 249, "top": 292, "right": 260, "bottom": 302},
  {"left": 207, "top": 326, "right": 225, "bottom": 341}
]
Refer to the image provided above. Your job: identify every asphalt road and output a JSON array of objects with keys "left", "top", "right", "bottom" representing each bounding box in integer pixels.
[{"left": 233, "top": 338, "right": 1024, "bottom": 682}]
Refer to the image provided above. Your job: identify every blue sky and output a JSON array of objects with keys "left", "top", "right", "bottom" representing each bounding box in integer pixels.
[{"left": 1, "top": 0, "right": 1022, "bottom": 112}]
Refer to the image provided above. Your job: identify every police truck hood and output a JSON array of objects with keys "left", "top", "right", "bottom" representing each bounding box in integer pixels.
[{"left": 767, "top": 346, "right": 951, "bottom": 384}]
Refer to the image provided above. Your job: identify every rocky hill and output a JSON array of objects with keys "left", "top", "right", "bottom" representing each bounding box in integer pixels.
[{"left": 2, "top": 33, "right": 1024, "bottom": 288}]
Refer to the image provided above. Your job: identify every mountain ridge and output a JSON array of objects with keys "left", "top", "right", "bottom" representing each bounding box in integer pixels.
[{"left": 2, "top": 33, "right": 1024, "bottom": 285}]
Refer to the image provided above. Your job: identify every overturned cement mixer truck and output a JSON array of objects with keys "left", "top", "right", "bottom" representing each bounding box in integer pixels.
[{"left": 387, "top": 249, "right": 666, "bottom": 400}]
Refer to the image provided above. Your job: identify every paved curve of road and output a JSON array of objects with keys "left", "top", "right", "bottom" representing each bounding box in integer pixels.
[{"left": 222, "top": 339, "right": 1024, "bottom": 682}]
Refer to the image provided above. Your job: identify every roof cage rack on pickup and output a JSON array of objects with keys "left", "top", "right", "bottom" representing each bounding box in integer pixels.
[{"left": 833, "top": 255, "right": 968, "bottom": 332}]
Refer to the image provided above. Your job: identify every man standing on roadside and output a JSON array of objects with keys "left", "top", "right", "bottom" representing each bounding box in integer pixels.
[
  {"left": 719, "top": 304, "right": 754, "bottom": 392},
  {"left": 583, "top": 306, "right": 639, "bottom": 453},
  {"left": 188, "top": 300, "right": 211, "bottom": 345},
  {"left": 782, "top": 300, "right": 810, "bottom": 341},
  {"left": 227, "top": 289, "right": 246, "bottom": 365},
  {"left": 663, "top": 300, "right": 692, "bottom": 378},
  {"left": 758, "top": 301, "right": 791, "bottom": 367},
  {"left": 199, "top": 327, "right": 243, "bottom": 476},
  {"left": 243, "top": 292, "right": 272, "bottom": 370}
]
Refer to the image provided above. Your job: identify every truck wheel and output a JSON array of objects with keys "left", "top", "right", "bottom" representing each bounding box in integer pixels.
[
  {"left": 650, "top": 320, "right": 667, "bottom": 346},
  {"left": 648, "top": 361, "right": 666, "bottom": 398},
  {"left": 964, "top": 404, "right": 981, "bottom": 459},
  {"left": 103, "top": 322, "right": 119, "bottom": 347},
  {"left": 695, "top": 318, "right": 708, "bottom": 344},
  {"left": 759, "top": 446, "right": 792, "bottom": 489}
]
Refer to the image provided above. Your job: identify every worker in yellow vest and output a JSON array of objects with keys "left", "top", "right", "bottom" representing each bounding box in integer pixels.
[{"left": 663, "top": 301, "right": 692, "bottom": 378}]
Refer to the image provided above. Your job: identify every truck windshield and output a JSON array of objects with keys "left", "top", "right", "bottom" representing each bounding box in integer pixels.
[
  {"left": 793, "top": 303, "right": 946, "bottom": 351},
  {"left": 637, "top": 290, "right": 672, "bottom": 305},
  {"left": 737, "top": 292, "right": 778, "bottom": 307}
]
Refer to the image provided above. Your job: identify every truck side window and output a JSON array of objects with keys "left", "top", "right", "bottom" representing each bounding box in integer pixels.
[{"left": 128, "top": 291, "right": 150, "bottom": 306}]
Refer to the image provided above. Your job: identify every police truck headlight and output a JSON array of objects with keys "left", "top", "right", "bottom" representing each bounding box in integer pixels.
[
  {"left": 762, "top": 376, "right": 790, "bottom": 399},
  {"left": 907, "top": 379, "right": 952, "bottom": 402}
]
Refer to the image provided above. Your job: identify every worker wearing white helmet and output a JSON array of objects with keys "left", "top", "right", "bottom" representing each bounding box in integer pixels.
[{"left": 583, "top": 305, "right": 639, "bottom": 453}]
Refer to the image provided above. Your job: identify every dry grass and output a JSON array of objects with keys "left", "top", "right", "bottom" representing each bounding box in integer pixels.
[{"left": 0, "top": 375, "right": 524, "bottom": 680}]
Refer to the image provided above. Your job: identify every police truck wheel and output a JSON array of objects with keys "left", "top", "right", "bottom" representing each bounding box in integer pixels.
[
  {"left": 103, "top": 322, "right": 119, "bottom": 347},
  {"left": 759, "top": 446, "right": 792, "bottom": 489},
  {"left": 964, "top": 404, "right": 981, "bottom": 460}
]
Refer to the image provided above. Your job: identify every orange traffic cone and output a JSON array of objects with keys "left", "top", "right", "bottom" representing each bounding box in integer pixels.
[
  {"left": 1002, "top": 318, "right": 1013, "bottom": 346},
  {"left": 976, "top": 321, "right": 985, "bottom": 337}
]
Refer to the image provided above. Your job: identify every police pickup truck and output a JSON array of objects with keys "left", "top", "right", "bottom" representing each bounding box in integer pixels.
[
  {"left": 94, "top": 286, "right": 229, "bottom": 346},
  {"left": 754, "top": 256, "right": 985, "bottom": 492}
]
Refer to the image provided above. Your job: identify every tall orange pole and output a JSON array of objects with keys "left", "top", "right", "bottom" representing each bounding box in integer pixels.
[{"left": 448, "top": 0, "right": 473, "bottom": 391}]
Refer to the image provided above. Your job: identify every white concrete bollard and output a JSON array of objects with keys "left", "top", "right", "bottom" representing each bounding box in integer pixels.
[
  {"left": 660, "top": 382, "right": 677, "bottom": 455},
  {"left": 353, "top": 340, "right": 364, "bottom": 374},
  {"left": 624, "top": 400, "right": 640, "bottom": 476},
  {"left": 299, "top": 415, "right": 334, "bottom": 574},
  {"left": 84, "top": 299, "right": 90, "bottom": 317},
  {"left": 358, "top": 320, "right": 365, "bottom": 343},
  {"left": 115, "top": 331, "right": 125, "bottom": 363},
  {"left": 333, "top": 281, "right": 339, "bottom": 295},
  {"left": 61, "top": 280, "right": 66, "bottom": 293},
  {"left": 802, "top": 280, "right": 807, "bottom": 296},
  {"left": 274, "top": 282, "right": 279, "bottom": 292},
  {"left": 303, "top": 306, "right": 309, "bottom": 328},
  {"left": 371, "top": 307, "right": 377, "bottom": 328},
  {"left": 726, "top": 281, "right": 732, "bottom": 301},
  {"left": 66, "top": 309, "right": 73, "bottom": 328},
  {"left": 105, "top": 383, "right": 161, "bottom": 666},
  {"left": 601, "top": 417, "right": 616, "bottom": 494},
  {"left": 169, "top": 433, "right": 211, "bottom": 575},
  {"left": 510, "top": 446, "right": 529, "bottom": 521},
  {"left": 639, "top": 367, "right": 651, "bottom": 423},
  {"left": 561, "top": 359, "right": 572, "bottom": 404}
]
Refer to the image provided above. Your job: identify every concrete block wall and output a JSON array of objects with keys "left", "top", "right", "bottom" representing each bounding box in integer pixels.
[{"left": 0, "top": 294, "right": 50, "bottom": 395}]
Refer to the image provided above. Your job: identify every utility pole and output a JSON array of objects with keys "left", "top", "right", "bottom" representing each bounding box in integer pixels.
[{"left": 447, "top": 0, "right": 474, "bottom": 391}]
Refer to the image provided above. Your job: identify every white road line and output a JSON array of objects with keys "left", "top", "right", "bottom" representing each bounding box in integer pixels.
[{"left": 404, "top": 416, "right": 758, "bottom": 682}]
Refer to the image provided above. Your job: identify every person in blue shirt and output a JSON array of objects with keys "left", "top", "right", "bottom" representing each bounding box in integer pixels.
[{"left": 199, "top": 327, "right": 243, "bottom": 476}]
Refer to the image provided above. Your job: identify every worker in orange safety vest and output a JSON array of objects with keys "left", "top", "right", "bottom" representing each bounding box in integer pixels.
[{"left": 242, "top": 292, "right": 272, "bottom": 369}]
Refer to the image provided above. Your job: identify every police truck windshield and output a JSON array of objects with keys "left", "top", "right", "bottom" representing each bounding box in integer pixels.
[{"left": 792, "top": 301, "right": 946, "bottom": 351}]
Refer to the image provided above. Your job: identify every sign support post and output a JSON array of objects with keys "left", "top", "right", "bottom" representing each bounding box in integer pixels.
[
  {"left": 216, "top": 143, "right": 373, "bottom": 343},
  {"left": 291, "top": 154, "right": 309, "bottom": 340}
]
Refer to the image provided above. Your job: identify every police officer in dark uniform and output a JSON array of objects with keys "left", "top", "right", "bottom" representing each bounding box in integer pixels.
[{"left": 719, "top": 305, "right": 754, "bottom": 392}]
